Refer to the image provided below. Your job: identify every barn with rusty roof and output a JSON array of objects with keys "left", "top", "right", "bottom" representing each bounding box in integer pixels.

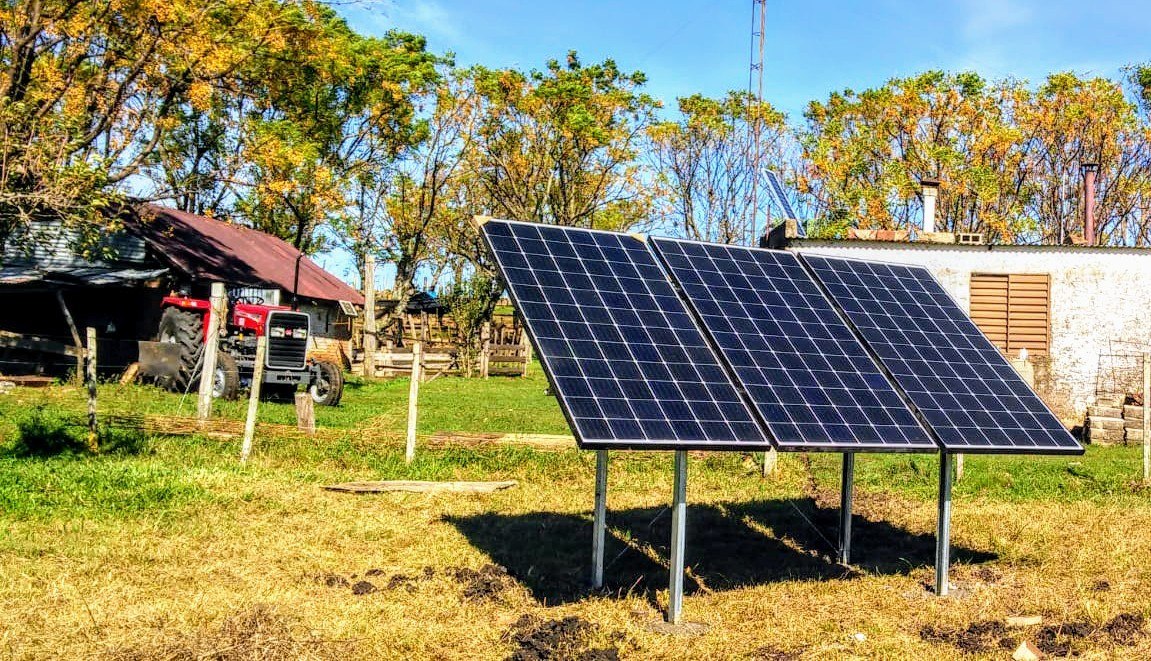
[{"left": 0, "top": 204, "right": 363, "bottom": 376}]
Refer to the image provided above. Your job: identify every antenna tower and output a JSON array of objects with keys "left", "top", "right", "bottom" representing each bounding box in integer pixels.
[{"left": 747, "top": 0, "right": 767, "bottom": 246}]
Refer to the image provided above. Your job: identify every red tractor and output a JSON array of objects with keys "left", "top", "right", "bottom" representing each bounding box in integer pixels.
[{"left": 150, "top": 293, "right": 343, "bottom": 406}]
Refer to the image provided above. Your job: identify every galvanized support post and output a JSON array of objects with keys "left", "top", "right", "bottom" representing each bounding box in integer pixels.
[
  {"left": 591, "top": 450, "right": 608, "bottom": 588},
  {"left": 935, "top": 451, "right": 953, "bottom": 596},
  {"left": 839, "top": 452, "right": 855, "bottom": 565},
  {"left": 667, "top": 450, "right": 688, "bottom": 624}
]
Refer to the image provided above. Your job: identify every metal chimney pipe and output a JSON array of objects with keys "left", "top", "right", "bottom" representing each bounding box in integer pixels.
[
  {"left": 920, "top": 179, "right": 940, "bottom": 235},
  {"left": 1082, "top": 162, "right": 1099, "bottom": 246}
]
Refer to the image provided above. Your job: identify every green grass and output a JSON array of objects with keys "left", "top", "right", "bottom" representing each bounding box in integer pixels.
[
  {"left": 0, "top": 372, "right": 568, "bottom": 433},
  {"left": 0, "top": 373, "right": 1145, "bottom": 530},
  {"left": 804, "top": 446, "right": 1146, "bottom": 503}
]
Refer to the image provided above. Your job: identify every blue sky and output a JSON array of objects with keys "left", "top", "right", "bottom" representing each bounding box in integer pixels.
[
  {"left": 340, "top": 0, "right": 1150, "bottom": 122},
  {"left": 317, "top": 0, "right": 1150, "bottom": 284}
]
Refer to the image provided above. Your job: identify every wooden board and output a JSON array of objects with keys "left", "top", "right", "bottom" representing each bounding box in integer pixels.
[
  {"left": 321, "top": 480, "right": 517, "bottom": 494},
  {"left": 0, "top": 375, "right": 55, "bottom": 387}
]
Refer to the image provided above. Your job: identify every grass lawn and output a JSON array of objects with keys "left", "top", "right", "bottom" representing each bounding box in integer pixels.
[{"left": 1, "top": 374, "right": 1150, "bottom": 659}]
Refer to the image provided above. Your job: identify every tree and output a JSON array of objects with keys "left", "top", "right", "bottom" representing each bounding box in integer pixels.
[
  {"left": 800, "top": 71, "right": 1037, "bottom": 241},
  {"left": 648, "top": 91, "right": 788, "bottom": 244},
  {"left": 149, "top": 6, "right": 439, "bottom": 253},
  {"left": 466, "top": 52, "right": 657, "bottom": 230},
  {"left": 332, "top": 67, "right": 479, "bottom": 342},
  {"left": 1018, "top": 72, "right": 1151, "bottom": 245},
  {"left": 0, "top": 0, "right": 299, "bottom": 247}
]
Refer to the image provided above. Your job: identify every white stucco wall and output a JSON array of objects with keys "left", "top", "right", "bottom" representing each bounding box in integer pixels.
[{"left": 789, "top": 241, "right": 1151, "bottom": 419}]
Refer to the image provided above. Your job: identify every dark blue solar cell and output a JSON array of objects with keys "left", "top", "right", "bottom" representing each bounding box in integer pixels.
[
  {"left": 649, "top": 237, "right": 936, "bottom": 452},
  {"left": 480, "top": 219, "right": 769, "bottom": 450},
  {"left": 802, "top": 254, "right": 1082, "bottom": 455}
]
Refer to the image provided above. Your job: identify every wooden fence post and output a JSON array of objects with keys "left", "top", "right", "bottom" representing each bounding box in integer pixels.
[
  {"left": 521, "top": 331, "right": 533, "bottom": 378},
  {"left": 197, "top": 282, "right": 227, "bottom": 420},
  {"left": 480, "top": 322, "right": 491, "bottom": 379},
  {"left": 240, "top": 335, "right": 267, "bottom": 464},
  {"left": 1143, "top": 353, "right": 1149, "bottom": 485},
  {"left": 85, "top": 327, "right": 99, "bottom": 453},
  {"left": 57, "top": 291, "right": 84, "bottom": 382},
  {"left": 295, "top": 392, "right": 316, "bottom": 436},
  {"left": 406, "top": 341, "right": 423, "bottom": 464},
  {"left": 362, "top": 254, "right": 377, "bottom": 379}
]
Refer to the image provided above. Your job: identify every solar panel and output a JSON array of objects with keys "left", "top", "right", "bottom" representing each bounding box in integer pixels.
[
  {"left": 479, "top": 219, "right": 770, "bottom": 450},
  {"left": 802, "top": 254, "right": 1083, "bottom": 454},
  {"left": 651, "top": 238, "right": 937, "bottom": 452},
  {"left": 766, "top": 171, "right": 799, "bottom": 224}
]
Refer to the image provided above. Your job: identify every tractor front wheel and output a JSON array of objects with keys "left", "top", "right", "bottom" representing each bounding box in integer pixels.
[
  {"left": 309, "top": 361, "right": 344, "bottom": 406},
  {"left": 213, "top": 352, "right": 240, "bottom": 400}
]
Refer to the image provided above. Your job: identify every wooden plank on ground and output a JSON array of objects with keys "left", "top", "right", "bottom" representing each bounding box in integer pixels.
[{"left": 321, "top": 480, "right": 517, "bottom": 494}]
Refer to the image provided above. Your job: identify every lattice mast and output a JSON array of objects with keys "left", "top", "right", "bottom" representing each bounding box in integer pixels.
[{"left": 747, "top": 0, "right": 768, "bottom": 246}]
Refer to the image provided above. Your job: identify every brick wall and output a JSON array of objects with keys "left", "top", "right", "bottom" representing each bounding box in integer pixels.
[{"left": 789, "top": 241, "right": 1151, "bottom": 421}]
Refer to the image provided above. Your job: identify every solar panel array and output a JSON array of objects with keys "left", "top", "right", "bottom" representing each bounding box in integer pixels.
[
  {"left": 650, "top": 238, "right": 934, "bottom": 451},
  {"left": 802, "top": 255, "right": 1082, "bottom": 454},
  {"left": 479, "top": 217, "right": 1082, "bottom": 456},
  {"left": 766, "top": 171, "right": 801, "bottom": 232},
  {"left": 480, "top": 219, "right": 769, "bottom": 450}
]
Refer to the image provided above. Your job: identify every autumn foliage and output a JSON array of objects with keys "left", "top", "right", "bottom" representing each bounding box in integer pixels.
[{"left": 4, "top": 2, "right": 1151, "bottom": 289}]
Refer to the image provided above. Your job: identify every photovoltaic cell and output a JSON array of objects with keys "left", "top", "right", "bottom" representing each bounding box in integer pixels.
[
  {"left": 802, "top": 254, "right": 1083, "bottom": 454},
  {"left": 651, "top": 238, "right": 936, "bottom": 451},
  {"left": 766, "top": 171, "right": 799, "bottom": 223},
  {"left": 479, "top": 219, "right": 770, "bottom": 450}
]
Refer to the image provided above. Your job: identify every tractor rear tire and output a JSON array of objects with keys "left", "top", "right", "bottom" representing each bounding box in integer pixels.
[
  {"left": 310, "top": 360, "right": 344, "bottom": 407},
  {"left": 156, "top": 307, "right": 203, "bottom": 393}
]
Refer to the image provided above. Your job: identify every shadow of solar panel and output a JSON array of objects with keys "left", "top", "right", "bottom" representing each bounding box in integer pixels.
[
  {"left": 802, "top": 254, "right": 1082, "bottom": 455},
  {"left": 651, "top": 238, "right": 936, "bottom": 452},
  {"left": 479, "top": 219, "right": 770, "bottom": 450}
]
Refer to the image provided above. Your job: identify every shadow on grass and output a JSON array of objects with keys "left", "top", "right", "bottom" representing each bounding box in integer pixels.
[
  {"left": 444, "top": 498, "right": 996, "bottom": 606},
  {"left": 3, "top": 407, "right": 149, "bottom": 458}
]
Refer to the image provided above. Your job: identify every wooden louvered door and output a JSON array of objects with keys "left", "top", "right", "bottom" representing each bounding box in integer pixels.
[{"left": 970, "top": 273, "right": 1050, "bottom": 357}]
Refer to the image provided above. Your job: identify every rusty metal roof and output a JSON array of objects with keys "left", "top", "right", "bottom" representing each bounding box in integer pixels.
[{"left": 129, "top": 205, "right": 364, "bottom": 305}]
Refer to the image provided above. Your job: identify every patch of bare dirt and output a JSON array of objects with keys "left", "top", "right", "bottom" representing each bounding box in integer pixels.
[
  {"left": 350, "top": 580, "right": 377, "bottom": 595},
  {"left": 920, "top": 620, "right": 1009, "bottom": 653},
  {"left": 1102, "top": 613, "right": 1146, "bottom": 645},
  {"left": 109, "top": 604, "right": 349, "bottom": 660},
  {"left": 448, "top": 564, "right": 517, "bottom": 602},
  {"left": 1033, "top": 620, "right": 1092, "bottom": 656},
  {"left": 504, "top": 615, "right": 620, "bottom": 661}
]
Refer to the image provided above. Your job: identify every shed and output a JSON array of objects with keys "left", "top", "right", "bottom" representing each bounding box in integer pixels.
[{"left": 0, "top": 204, "right": 363, "bottom": 375}]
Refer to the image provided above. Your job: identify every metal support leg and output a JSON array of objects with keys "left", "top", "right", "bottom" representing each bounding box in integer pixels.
[
  {"left": 667, "top": 450, "right": 688, "bottom": 624},
  {"left": 935, "top": 451, "right": 953, "bottom": 596},
  {"left": 839, "top": 452, "right": 855, "bottom": 565},
  {"left": 592, "top": 450, "right": 608, "bottom": 588}
]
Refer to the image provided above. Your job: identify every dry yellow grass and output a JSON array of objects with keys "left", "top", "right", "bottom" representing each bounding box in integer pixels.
[
  {"left": 2, "top": 442, "right": 1151, "bottom": 660},
  {"left": 2, "top": 378, "right": 1150, "bottom": 659}
]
